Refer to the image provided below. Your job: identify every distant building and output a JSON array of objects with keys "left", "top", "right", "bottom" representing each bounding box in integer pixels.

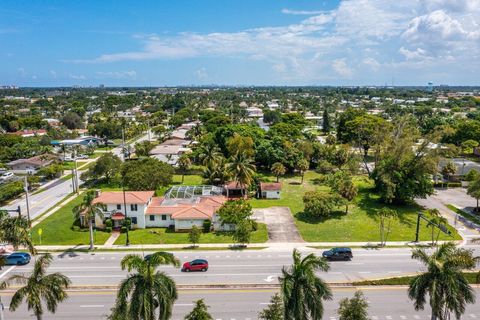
[
  {"left": 258, "top": 182, "right": 281, "bottom": 199},
  {"left": 7, "top": 154, "right": 58, "bottom": 174},
  {"left": 10, "top": 129, "right": 47, "bottom": 138}
]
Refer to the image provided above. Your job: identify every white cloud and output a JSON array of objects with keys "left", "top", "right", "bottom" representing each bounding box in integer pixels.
[
  {"left": 281, "top": 8, "right": 328, "bottom": 15},
  {"left": 96, "top": 70, "right": 137, "bottom": 79},
  {"left": 194, "top": 67, "right": 208, "bottom": 80},
  {"left": 66, "top": 0, "right": 480, "bottom": 83},
  {"left": 332, "top": 58, "right": 353, "bottom": 78}
]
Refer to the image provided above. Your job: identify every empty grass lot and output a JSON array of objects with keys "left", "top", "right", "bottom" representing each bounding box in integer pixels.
[
  {"left": 30, "top": 195, "right": 110, "bottom": 246},
  {"left": 114, "top": 223, "right": 269, "bottom": 245},
  {"left": 249, "top": 171, "right": 461, "bottom": 243}
]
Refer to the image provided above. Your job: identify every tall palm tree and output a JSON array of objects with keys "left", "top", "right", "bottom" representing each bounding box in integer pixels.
[
  {"left": 203, "top": 156, "right": 230, "bottom": 185},
  {"left": 296, "top": 158, "right": 309, "bottom": 184},
  {"left": 72, "top": 190, "right": 106, "bottom": 250},
  {"left": 271, "top": 162, "right": 286, "bottom": 183},
  {"left": 280, "top": 249, "right": 332, "bottom": 320},
  {"left": 199, "top": 143, "right": 222, "bottom": 166},
  {"left": 109, "top": 252, "right": 180, "bottom": 320},
  {"left": 227, "top": 153, "right": 256, "bottom": 196},
  {"left": 177, "top": 154, "right": 192, "bottom": 183},
  {"left": 7, "top": 253, "right": 71, "bottom": 320},
  {"left": 426, "top": 210, "right": 448, "bottom": 246},
  {"left": 0, "top": 211, "right": 36, "bottom": 254},
  {"left": 408, "top": 242, "right": 477, "bottom": 320}
]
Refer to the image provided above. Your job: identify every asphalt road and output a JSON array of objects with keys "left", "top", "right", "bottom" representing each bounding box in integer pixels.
[
  {"left": 2, "top": 247, "right": 479, "bottom": 287},
  {"left": 2, "top": 287, "right": 480, "bottom": 319}
]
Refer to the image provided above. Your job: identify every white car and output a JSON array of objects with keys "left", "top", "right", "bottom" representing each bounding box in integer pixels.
[
  {"left": 76, "top": 154, "right": 89, "bottom": 159},
  {"left": 0, "top": 172, "right": 14, "bottom": 181}
]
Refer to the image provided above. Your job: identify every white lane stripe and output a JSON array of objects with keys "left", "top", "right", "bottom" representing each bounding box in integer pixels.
[
  {"left": 0, "top": 266, "right": 15, "bottom": 279},
  {"left": 80, "top": 305, "right": 104, "bottom": 308}
]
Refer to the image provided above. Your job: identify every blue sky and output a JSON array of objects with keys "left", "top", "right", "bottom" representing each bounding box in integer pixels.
[{"left": 1, "top": 0, "right": 480, "bottom": 86}]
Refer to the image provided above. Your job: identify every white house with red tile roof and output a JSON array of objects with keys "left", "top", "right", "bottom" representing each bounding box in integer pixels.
[{"left": 92, "top": 190, "right": 227, "bottom": 231}]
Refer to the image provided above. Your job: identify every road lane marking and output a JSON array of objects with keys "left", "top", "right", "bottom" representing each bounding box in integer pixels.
[
  {"left": 80, "top": 305, "right": 104, "bottom": 308},
  {"left": 0, "top": 266, "right": 16, "bottom": 279}
]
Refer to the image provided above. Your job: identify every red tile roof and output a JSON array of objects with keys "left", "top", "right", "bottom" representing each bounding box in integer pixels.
[
  {"left": 260, "top": 182, "right": 281, "bottom": 191},
  {"left": 146, "top": 196, "right": 227, "bottom": 220},
  {"left": 92, "top": 191, "right": 154, "bottom": 205}
]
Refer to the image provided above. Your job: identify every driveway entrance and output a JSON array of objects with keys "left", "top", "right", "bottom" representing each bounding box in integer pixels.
[{"left": 253, "top": 207, "right": 304, "bottom": 243}]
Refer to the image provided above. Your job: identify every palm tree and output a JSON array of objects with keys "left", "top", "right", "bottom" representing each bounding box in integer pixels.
[
  {"left": 408, "top": 242, "right": 477, "bottom": 320},
  {"left": 109, "top": 252, "right": 180, "bottom": 320},
  {"left": 227, "top": 153, "right": 256, "bottom": 196},
  {"left": 7, "top": 253, "right": 71, "bottom": 320},
  {"left": 280, "top": 249, "right": 332, "bottom": 320},
  {"left": 426, "top": 209, "right": 448, "bottom": 246},
  {"left": 199, "top": 143, "right": 222, "bottom": 166},
  {"left": 296, "top": 158, "right": 309, "bottom": 184},
  {"left": 177, "top": 154, "right": 192, "bottom": 183},
  {"left": 0, "top": 211, "right": 36, "bottom": 254},
  {"left": 72, "top": 190, "right": 106, "bottom": 250},
  {"left": 271, "top": 162, "right": 286, "bottom": 183},
  {"left": 203, "top": 156, "right": 230, "bottom": 185}
]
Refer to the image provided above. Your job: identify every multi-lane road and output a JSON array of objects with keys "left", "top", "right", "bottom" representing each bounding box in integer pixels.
[{"left": 2, "top": 287, "right": 480, "bottom": 319}]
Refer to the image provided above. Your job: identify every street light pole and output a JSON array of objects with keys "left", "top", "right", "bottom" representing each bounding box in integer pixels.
[{"left": 24, "top": 176, "right": 31, "bottom": 227}]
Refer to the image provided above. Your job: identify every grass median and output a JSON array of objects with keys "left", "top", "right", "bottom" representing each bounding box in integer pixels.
[{"left": 355, "top": 272, "right": 479, "bottom": 285}]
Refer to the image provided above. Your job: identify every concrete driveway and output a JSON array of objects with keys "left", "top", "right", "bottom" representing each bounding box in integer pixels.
[{"left": 253, "top": 207, "right": 304, "bottom": 243}]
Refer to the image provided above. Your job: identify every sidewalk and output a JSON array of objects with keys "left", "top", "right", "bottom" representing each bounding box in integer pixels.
[{"left": 34, "top": 239, "right": 462, "bottom": 252}]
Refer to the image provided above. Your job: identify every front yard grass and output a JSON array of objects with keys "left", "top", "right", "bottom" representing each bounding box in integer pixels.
[
  {"left": 30, "top": 194, "right": 111, "bottom": 246},
  {"left": 114, "top": 223, "right": 268, "bottom": 245},
  {"left": 250, "top": 171, "right": 461, "bottom": 243},
  {"left": 446, "top": 204, "right": 480, "bottom": 225}
]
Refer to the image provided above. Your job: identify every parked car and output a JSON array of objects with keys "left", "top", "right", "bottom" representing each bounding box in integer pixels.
[
  {"left": 182, "top": 259, "right": 208, "bottom": 272},
  {"left": 322, "top": 247, "right": 353, "bottom": 261},
  {"left": 2, "top": 252, "right": 31, "bottom": 265},
  {"left": 63, "top": 156, "right": 73, "bottom": 162},
  {"left": 76, "top": 154, "right": 89, "bottom": 159},
  {"left": 0, "top": 172, "right": 14, "bottom": 181}
]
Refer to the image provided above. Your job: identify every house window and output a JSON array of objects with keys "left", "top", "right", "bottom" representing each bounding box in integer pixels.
[
  {"left": 130, "top": 204, "right": 138, "bottom": 211},
  {"left": 149, "top": 215, "right": 155, "bottom": 221},
  {"left": 161, "top": 215, "right": 167, "bottom": 221},
  {"left": 131, "top": 217, "right": 137, "bottom": 225},
  {"left": 116, "top": 204, "right": 121, "bottom": 210}
]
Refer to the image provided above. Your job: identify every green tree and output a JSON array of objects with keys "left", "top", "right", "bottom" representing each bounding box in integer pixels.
[
  {"left": 329, "top": 172, "right": 358, "bottom": 214},
  {"left": 337, "top": 290, "right": 369, "bottom": 320},
  {"left": 198, "top": 143, "right": 222, "bottom": 166},
  {"left": 226, "top": 133, "right": 254, "bottom": 158},
  {"left": 217, "top": 199, "right": 253, "bottom": 225},
  {"left": 202, "top": 156, "right": 230, "bottom": 185},
  {"left": 83, "top": 152, "right": 121, "bottom": 183},
  {"left": 467, "top": 175, "right": 480, "bottom": 212},
  {"left": 184, "top": 299, "right": 213, "bottom": 320},
  {"left": 227, "top": 153, "right": 256, "bottom": 195},
  {"left": 134, "top": 141, "right": 155, "bottom": 157},
  {"left": 461, "top": 139, "right": 479, "bottom": 155},
  {"left": 109, "top": 252, "right": 180, "bottom": 320},
  {"left": 271, "top": 162, "right": 286, "bottom": 183},
  {"left": 280, "top": 249, "right": 332, "bottom": 320},
  {"left": 376, "top": 208, "right": 397, "bottom": 247},
  {"left": 188, "top": 225, "right": 201, "bottom": 248},
  {"left": 122, "top": 158, "right": 174, "bottom": 190},
  {"left": 258, "top": 293, "right": 284, "bottom": 320},
  {"left": 426, "top": 209, "right": 448, "bottom": 246},
  {"left": 303, "top": 191, "right": 343, "bottom": 217},
  {"left": 72, "top": 190, "right": 106, "bottom": 250},
  {"left": 0, "top": 211, "right": 36, "bottom": 254},
  {"left": 232, "top": 220, "right": 253, "bottom": 246},
  {"left": 296, "top": 158, "right": 309, "bottom": 184},
  {"left": 178, "top": 154, "right": 192, "bottom": 183},
  {"left": 7, "top": 253, "right": 71, "bottom": 320},
  {"left": 408, "top": 242, "right": 477, "bottom": 320},
  {"left": 61, "top": 112, "right": 84, "bottom": 129},
  {"left": 441, "top": 161, "right": 457, "bottom": 185},
  {"left": 322, "top": 108, "right": 331, "bottom": 133}
]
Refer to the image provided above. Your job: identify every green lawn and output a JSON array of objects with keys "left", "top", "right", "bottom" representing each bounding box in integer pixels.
[
  {"left": 114, "top": 223, "right": 268, "bottom": 245},
  {"left": 250, "top": 171, "right": 461, "bottom": 243},
  {"left": 355, "top": 272, "right": 479, "bottom": 285},
  {"left": 31, "top": 195, "right": 111, "bottom": 246},
  {"left": 447, "top": 204, "right": 480, "bottom": 225}
]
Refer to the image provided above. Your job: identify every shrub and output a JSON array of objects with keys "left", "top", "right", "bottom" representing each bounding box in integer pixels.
[
  {"left": 105, "top": 227, "right": 112, "bottom": 233},
  {"left": 203, "top": 220, "right": 212, "bottom": 233},
  {"left": 303, "top": 191, "right": 343, "bottom": 217},
  {"left": 315, "top": 160, "right": 335, "bottom": 174},
  {"left": 105, "top": 219, "right": 113, "bottom": 228},
  {"left": 464, "top": 170, "right": 479, "bottom": 181},
  {"left": 120, "top": 226, "right": 127, "bottom": 233}
]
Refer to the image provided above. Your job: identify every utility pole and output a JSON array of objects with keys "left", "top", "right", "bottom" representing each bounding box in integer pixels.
[
  {"left": 71, "top": 169, "right": 76, "bottom": 193},
  {"left": 121, "top": 126, "right": 126, "bottom": 161},
  {"left": 24, "top": 176, "right": 31, "bottom": 227},
  {"left": 74, "top": 159, "right": 79, "bottom": 194}
]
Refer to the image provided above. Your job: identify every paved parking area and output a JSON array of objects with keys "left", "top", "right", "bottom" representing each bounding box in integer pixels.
[{"left": 252, "top": 207, "right": 304, "bottom": 243}]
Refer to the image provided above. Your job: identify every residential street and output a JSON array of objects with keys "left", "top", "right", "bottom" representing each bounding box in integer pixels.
[
  {"left": 2, "top": 132, "right": 151, "bottom": 220},
  {"left": 2, "top": 287, "right": 480, "bottom": 319}
]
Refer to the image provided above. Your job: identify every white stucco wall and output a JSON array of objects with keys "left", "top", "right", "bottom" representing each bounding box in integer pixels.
[
  {"left": 174, "top": 219, "right": 205, "bottom": 231},
  {"left": 145, "top": 214, "right": 174, "bottom": 227},
  {"left": 263, "top": 190, "right": 281, "bottom": 199}
]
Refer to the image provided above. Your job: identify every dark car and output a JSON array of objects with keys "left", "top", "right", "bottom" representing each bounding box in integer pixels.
[
  {"left": 3, "top": 252, "right": 31, "bottom": 265},
  {"left": 322, "top": 247, "right": 353, "bottom": 261},
  {"left": 182, "top": 259, "right": 208, "bottom": 272}
]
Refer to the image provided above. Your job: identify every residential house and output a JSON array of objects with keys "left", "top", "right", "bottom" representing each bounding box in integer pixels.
[
  {"left": 7, "top": 154, "right": 58, "bottom": 174},
  {"left": 258, "top": 182, "right": 281, "bottom": 199},
  {"left": 91, "top": 189, "right": 227, "bottom": 231},
  {"left": 10, "top": 129, "right": 47, "bottom": 138}
]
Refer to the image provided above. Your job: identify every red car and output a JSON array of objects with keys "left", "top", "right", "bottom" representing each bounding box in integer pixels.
[{"left": 182, "top": 259, "right": 209, "bottom": 272}]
